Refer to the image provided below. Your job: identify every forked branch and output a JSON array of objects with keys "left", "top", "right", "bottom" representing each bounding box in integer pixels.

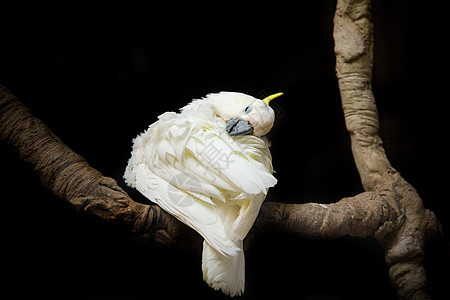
[{"left": 334, "top": 0, "right": 442, "bottom": 298}]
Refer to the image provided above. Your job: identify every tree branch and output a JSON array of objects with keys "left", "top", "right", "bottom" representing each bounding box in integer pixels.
[
  {"left": 0, "top": 86, "right": 401, "bottom": 249},
  {"left": 251, "top": 192, "right": 398, "bottom": 241},
  {"left": 334, "top": 0, "right": 443, "bottom": 298},
  {"left": 0, "top": 86, "right": 196, "bottom": 250}
]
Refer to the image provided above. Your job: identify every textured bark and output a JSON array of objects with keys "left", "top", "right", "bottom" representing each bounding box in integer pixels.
[
  {"left": 334, "top": 0, "right": 442, "bottom": 298},
  {"left": 0, "top": 0, "right": 444, "bottom": 298},
  {"left": 0, "top": 86, "right": 198, "bottom": 251}
]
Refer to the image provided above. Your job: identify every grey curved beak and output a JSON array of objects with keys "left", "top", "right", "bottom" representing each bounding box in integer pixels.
[{"left": 226, "top": 118, "right": 254, "bottom": 136}]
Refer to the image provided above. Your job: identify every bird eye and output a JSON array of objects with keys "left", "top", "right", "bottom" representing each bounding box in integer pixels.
[{"left": 244, "top": 106, "right": 251, "bottom": 113}]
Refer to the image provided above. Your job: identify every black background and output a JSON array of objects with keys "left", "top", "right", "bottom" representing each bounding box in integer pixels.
[{"left": 1, "top": 1, "right": 449, "bottom": 299}]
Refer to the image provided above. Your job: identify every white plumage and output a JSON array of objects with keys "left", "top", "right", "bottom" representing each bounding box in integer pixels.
[{"left": 124, "top": 92, "right": 279, "bottom": 296}]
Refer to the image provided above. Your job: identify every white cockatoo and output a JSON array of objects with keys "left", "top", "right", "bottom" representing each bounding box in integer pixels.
[{"left": 124, "top": 91, "right": 281, "bottom": 296}]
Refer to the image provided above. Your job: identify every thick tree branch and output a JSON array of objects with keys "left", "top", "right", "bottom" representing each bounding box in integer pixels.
[
  {"left": 252, "top": 192, "right": 398, "bottom": 241},
  {"left": 334, "top": 0, "right": 442, "bottom": 298},
  {"left": 0, "top": 86, "right": 196, "bottom": 249},
  {"left": 334, "top": 0, "right": 393, "bottom": 192},
  {"left": 0, "top": 86, "right": 400, "bottom": 249}
]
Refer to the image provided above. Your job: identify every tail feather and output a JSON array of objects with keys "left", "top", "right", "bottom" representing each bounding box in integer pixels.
[{"left": 202, "top": 240, "right": 245, "bottom": 297}]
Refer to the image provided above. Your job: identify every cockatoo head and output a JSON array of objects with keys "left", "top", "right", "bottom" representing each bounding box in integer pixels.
[{"left": 206, "top": 92, "right": 282, "bottom": 137}]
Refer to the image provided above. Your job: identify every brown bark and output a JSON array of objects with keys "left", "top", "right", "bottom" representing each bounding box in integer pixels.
[
  {"left": 0, "top": 86, "right": 197, "bottom": 251},
  {"left": 0, "top": 0, "right": 444, "bottom": 298},
  {"left": 334, "top": 0, "right": 442, "bottom": 298}
]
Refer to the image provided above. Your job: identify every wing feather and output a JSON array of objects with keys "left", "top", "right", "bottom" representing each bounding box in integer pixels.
[
  {"left": 125, "top": 107, "right": 277, "bottom": 254},
  {"left": 135, "top": 164, "right": 239, "bottom": 256}
]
